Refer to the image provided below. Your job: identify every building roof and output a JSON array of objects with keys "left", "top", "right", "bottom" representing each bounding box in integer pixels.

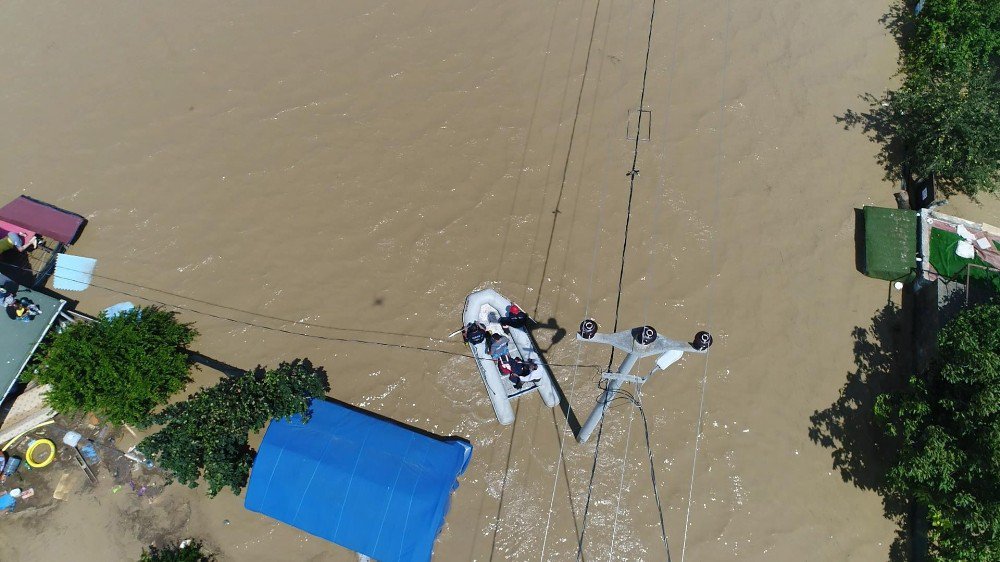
[
  {"left": 244, "top": 399, "right": 473, "bottom": 562},
  {"left": 0, "top": 287, "right": 65, "bottom": 402},
  {"left": 0, "top": 196, "right": 86, "bottom": 245}
]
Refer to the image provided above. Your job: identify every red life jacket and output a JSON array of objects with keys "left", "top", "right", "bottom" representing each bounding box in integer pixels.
[{"left": 497, "top": 356, "right": 513, "bottom": 375}]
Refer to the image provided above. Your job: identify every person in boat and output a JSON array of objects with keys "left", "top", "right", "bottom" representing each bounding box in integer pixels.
[
  {"left": 486, "top": 331, "right": 510, "bottom": 359},
  {"left": 0, "top": 232, "right": 38, "bottom": 254},
  {"left": 499, "top": 304, "right": 529, "bottom": 329},
  {"left": 498, "top": 356, "right": 538, "bottom": 389},
  {"left": 462, "top": 321, "right": 488, "bottom": 345}
]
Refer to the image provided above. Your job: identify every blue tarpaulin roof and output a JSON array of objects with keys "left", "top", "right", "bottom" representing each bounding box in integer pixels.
[{"left": 244, "top": 400, "right": 473, "bottom": 562}]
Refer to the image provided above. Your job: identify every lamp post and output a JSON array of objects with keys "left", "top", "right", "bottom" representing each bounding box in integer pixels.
[{"left": 575, "top": 319, "right": 712, "bottom": 444}]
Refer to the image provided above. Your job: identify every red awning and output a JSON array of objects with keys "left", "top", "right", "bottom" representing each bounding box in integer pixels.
[{"left": 0, "top": 196, "right": 86, "bottom": 244}]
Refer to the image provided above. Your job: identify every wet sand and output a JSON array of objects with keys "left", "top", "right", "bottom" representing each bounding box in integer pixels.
[{"left": 2, "top": 0, "right": 906, "bottom": 560}]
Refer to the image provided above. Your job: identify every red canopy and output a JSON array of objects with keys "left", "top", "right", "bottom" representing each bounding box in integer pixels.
[{"left": 0, "top": 196, "right": 86, "bottom": 244}]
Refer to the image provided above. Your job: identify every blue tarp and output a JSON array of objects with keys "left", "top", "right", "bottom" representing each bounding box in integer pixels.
[{"left": 244, "top": 400, "right": 473, "bottom": 562}]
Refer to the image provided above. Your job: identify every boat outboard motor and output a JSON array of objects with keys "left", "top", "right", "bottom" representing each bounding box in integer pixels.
[
  {"left": 632, "top": 325, "right": 658, "bottom": 345},
  {"left": 692, "top": 331, "right": 713, "bottom": 351},
  {"left": 578, "top": 319, "right": 599, "bottom": 339},
  {"left": 466, "top": 323, "right": 487, "bottom": 345}
]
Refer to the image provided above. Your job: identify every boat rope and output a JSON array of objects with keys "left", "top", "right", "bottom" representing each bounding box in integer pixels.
[
  {"left": 608, "top": 395, "right": 638, "bottom": 561},
  {"left": 680, "top": 2, "right": 732, "bottom": 559}
]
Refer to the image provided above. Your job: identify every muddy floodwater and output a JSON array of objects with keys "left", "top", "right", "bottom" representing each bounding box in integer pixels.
[{"left": 1, "top": 1, "right": 907, "bottom": 560}]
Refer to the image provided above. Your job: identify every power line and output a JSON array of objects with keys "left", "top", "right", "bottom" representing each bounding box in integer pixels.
[
  {"left": 494, "top": 0, "right": 565, "bottom": 282},
  {"left": 17, "top": 262, "right": 448, "bottom": 343},
  {"left": 608, "top": 394, "right": 638, "bottom": 561},
  {"left": 538, "top": 0, "right": 620, "bottom": 554},
  {"left": 608, "top": 0, "right": 660, "bottom": 367},
  {"left": 6, "top": 262, "right": 603, "bottom": 371},
  {"left": 680, "top": 2, "right": 732, "bottom": 559},
  {"left": 577, "top": 0, "right": 661, "bottom": 559},
  {"left": 638, "top": 386, "right": 672, "bottom": 561},
  {"left": 527, "top": 0, "right": 605, "bottom": 315},
  {"left": 576, "top": 414, "right": 606, "bottom": 561}
]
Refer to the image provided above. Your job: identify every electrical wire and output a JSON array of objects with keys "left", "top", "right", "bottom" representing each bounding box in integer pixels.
[
  {"left": 576, "top": 413, "right": 605, "bottom": 561},
  {"left": 539, "top": 0, "right": 632, "bottom": 557},
  {"left": 5, "top": 262, "right": 604, "bottom": 371},
  {"left": 679, "top": 2, "right": 732, "bottom": 559},
  {"left": 608, "top": 394, "right": 638, "bottom": 561},
  {"left": 14, "top": 262, "right": 448, "bottom": 342},
  {"left": 638, "top": 385, "right": 672, "bottom": 560}
]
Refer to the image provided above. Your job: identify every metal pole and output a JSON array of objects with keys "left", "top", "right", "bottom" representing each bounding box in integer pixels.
[{"left": 578, "top": 352, "right": 641, "bottom": 444}]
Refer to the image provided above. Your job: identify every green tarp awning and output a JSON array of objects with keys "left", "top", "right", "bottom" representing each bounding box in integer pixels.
[
  {"left": 863, "top": 206, "right": 917, "bottom": 281},
  {"left": 929, "top": 228, "right": 1000, "bottom": 292}
]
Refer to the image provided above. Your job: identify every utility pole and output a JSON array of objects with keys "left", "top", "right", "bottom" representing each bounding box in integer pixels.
[{"left": 575, "top": 319, "right": 712, "bottom": 444}]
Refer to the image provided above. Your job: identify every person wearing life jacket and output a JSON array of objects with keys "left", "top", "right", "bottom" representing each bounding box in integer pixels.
[
  {"left": 486, "top": 331, "right": 510, "bottom": 359},
  {"left": 462, "top": 321, "right": 487, "bottom": 345},
  {"left": 512, "top": 357, "right": 537, "bottom": 377},
  {"left": 498, "top": 356, "right": 538, "bottom": 389},
  {"left": 499, "top": 304, "right": 529, "bottom": 329}
]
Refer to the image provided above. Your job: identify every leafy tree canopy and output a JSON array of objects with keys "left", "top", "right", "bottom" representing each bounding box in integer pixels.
[
  {"left": 875, "top": 302, "right": 1000, "bottom": 560},
  {"left": 864, "top": 0, "right": 1000, "bottom": 199},
  {"left": 889, "top": 70, "right": 1000, "bottom": 198},
  {"left": 139, "top": 360, "right": 326, "bottom": 497},
  {"left": 902, "top": 0, "right": 1000, "bottom": 77},
  {"left": 32, "top": 306, "right": 197, "bottom": 426}
]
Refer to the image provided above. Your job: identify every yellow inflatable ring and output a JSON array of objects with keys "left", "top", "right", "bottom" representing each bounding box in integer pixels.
[{"left": 26, "top": 438, "right": 56, "bottom": 468}]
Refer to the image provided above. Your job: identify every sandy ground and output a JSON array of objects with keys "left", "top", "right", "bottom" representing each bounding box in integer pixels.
[{"left": 0, "top": 0, "right": 923, "bottom": 560}]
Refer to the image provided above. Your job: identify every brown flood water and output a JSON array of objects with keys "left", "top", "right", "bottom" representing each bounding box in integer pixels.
[{"left": 1, "top": 0, "right": 907, "bottom": 560}]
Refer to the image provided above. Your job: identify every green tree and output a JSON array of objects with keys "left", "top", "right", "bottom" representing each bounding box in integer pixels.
[
  {"left": 139, "top": 360, "right": 326, "bottom": 497},
  {"left": 139, "top": 540, "right": 214, "bottom": 562},
  {"left": 902, "top": 0, "right": 1000, "bottom": 77},
  {"left": 32, "top": 306, "right": 197, "bottom": 426},
  {"left": 875, "top": 302, "right": 1000, "bottom": 560},
  {"left": 854, "top": 1, "right": 1000, "bottom": 199},
  {"left": 888, "top": 69, "right": 1000, "bottom": 198}
]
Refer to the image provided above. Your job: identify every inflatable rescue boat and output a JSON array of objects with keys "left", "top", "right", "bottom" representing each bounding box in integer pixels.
[{"left": 462, "top": 289, "right": 558, "bottom": 425}]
